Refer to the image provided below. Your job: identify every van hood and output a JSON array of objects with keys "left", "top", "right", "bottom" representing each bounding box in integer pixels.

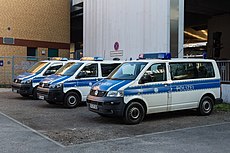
[
  {"left": 16, "top": 72, "right": 36, "bottom": 81},
  {"left": 41, "top": 74, "right": 70, "bottom": 84},
  {"left": 92, "top": 79, "right": 133, "bottom": 91}
]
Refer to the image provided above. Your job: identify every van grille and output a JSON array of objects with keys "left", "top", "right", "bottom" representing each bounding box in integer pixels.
[{"left": 39, "top": 82, "right": 50, "bottom": 88}]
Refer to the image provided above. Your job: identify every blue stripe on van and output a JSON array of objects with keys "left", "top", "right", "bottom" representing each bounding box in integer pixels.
[
  {"left": 124, "top": 79, "right": 220, "bottom": 96},
  {"left": 52, "top": 76, "right": 70, "bottom": 84},
  {"left": 64, "top": 79, "right": 100, "bottom": 88},
  {"left": 32, "top": 77, "right": 46, "bottom": 83}
]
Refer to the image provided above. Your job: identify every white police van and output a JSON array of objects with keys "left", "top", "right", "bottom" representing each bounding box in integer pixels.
[
  {"left": 12, "top": 58, "right": 68, "bottom": 99},
  {"left": 37, "top": 57, "right": 122, "bottom": 108},
  {"left": 87, "top": 53, "right": 223, "bottom": 124}
]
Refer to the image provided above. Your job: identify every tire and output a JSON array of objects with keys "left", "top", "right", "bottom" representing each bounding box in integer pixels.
[
  {"left": 46, "top": 100, "right": 55, "bottom": 105},
  {"left": 32, "top": 86, "right": 38, "bottom": 100},
  {"left": 64, "top": 92, "right": 81, "bottom": 108},
  {"left": 123, "top": 102, "right": 145, "bottom": 125},
  {"left": 20, "top": 93, "right": 29, "bottom": 97},
  {"left": 197, "top": 96, "right": 214, "bottom": 116}
]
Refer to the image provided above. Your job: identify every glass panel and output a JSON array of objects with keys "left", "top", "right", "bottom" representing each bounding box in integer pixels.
[
  {"left": 56, "top": 62, "right": 83, "bottom": 76},
  {"left": 27, "top": 62, "right": 49, "bottom": 74},
  {"left": 101, "top": 63, "right": 120, "bottom": 77},
  {"left": 108, "top": 62, "right": 147, "bottom": 80}
]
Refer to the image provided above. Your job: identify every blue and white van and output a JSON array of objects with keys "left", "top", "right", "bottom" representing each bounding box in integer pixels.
[
  {"left": 12, "top": 58, "right": 68, "bottom": 99},
  {"left": 87, "top": 53, "right": 223, "bottom": 124},
  {"left": 37, "top": 57, "right": 122, "bottom": 108}
]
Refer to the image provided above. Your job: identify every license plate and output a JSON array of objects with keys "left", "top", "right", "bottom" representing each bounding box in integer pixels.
[
  {"left": 89, "top": 104, "right": 98, "bottom": 110},
  {"left": 38, "top": 95, "right": 45, "bottom": 100},
  {"left": 12, "top": 89, "right": 18, "bottom": 93}
]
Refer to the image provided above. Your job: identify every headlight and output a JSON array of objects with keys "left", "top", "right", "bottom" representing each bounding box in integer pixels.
[
  {"left": 21, "top": 79, "right": 32, "bottom": 84},
  {"left": 106, "top": 91, "right": 124, "bottom": 97},
  {"left": 49, "top": 83, "right": 63, "bottom": 89}
]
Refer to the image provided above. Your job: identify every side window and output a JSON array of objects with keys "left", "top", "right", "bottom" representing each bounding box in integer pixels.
[
  {"left": 196, "top": 62, "right": 215, "bottom": 78},
  {"left": 170, "top": 62, "right": 197, "bottom": 80},
  {"left": 170, "top": 62, "right": 214, "bottom": 80},
  {"left": 101, "top": 63, "right": 120, "bottom": 77},
  {"left": 142, "top": 63, "right": 166, "bottom": 83},
  {"left": 44, "top": 63, "right": 63, "bottom": 76},
  {"left": 78, "top": 63, "right": 98, "bottom": 78}
]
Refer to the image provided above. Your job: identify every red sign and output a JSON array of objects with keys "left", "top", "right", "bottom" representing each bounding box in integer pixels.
[{"left": 114, "top": 42, "right": 119, "bottom": 51}]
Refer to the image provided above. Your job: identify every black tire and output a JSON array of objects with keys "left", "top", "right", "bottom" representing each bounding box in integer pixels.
[
  {"left": 46, "top": 100, "right": 55, "bottom": 105},
  {"left": 123, "top": 102, "right": 145, "bottom": 125},
  {"left": 32, "top": 86, "right": 38, "bottom": 100},
  {"left": 20, "top": 93, "right": 29, "bottom": 97},
  {"left": 64, "top": 92, "right": 81, "bottom": 108},
  {"left": 197, "top": 96, "right": 214, "bottom": 116}
]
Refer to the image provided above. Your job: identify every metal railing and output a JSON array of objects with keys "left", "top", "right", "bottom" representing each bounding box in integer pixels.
[
  {"left": 0, "top": 56, "right": 47, "bottom": 85},
  {"left": 217, "top": 60, "right": 230, "bottom": 83}
]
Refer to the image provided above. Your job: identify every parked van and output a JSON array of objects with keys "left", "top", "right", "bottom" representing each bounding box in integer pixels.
[
  {"left": 37, "top": 57, "right": 122, "bottom": 108},
  {"left": 87, "top": 53, "right": 223, "bottom": 124},
  {"left": 12, "top": 58, "right": 68, "bottom": 99}
]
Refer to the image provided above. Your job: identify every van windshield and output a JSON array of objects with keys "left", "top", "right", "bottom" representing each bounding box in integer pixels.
[
  {"left": 107, "top": 62, "right": 147, "bottom": 80},
  {"left": 27, "top": 62, "right": 49, "bottom": 74},
  {"left": 55, "top": 62, "right": 83, "bottom": 76}
]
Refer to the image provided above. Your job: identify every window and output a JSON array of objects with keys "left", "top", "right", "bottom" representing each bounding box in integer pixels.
[
  {"left": 78, "top": 63, "right": 98, "bottom": 78},
  {"left": 27, "top": 62, "right": 49, "bottom": 74},
  {"left": 56, "top": 62, "right": 83, "bottom": 76},
  {"left": 101, "top": 63, "right": 120, "bottom": 77},
  {"left": 27, "top": 47, "right": 37, "bottom": 60},
  {"left": 108, "top": 62, "right": 147, "bottom": 80},
  {"left": 197, "top": 62, "right": 215, "bottom": 78},
  {"left": 142, "top": 63, "right": 166, "bottom": 82},
  {"left": 170, "top": 62, "right": 215, "bottom": 80},
  {"left": 44, "top": 63, "right": 63, "bottom": 76},
  {"left": 48, "top": 48, "right": 58, "bottom": 57}
]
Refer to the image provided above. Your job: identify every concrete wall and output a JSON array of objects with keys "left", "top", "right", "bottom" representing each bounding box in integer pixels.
[
  {"left": 83, "top": 0, "right": 171, "bottom": 60},
  {"left": 208, "top": 14, "right": 230, "bottom": 59},
  {"left": 221, "top": 84, "right": 230, "bottom": 103}
]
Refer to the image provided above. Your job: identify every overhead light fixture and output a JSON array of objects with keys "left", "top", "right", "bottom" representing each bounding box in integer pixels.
[
  {"left": 201, "top": 30, "right": 208, "bottom": 36},
  {"left": 184, "top": 31, "right": 207, "bottom": 41}
]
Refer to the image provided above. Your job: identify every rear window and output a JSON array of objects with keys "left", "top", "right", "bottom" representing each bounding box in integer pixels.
[{"left": 170, "top": 62, "right": 215, "bottom": 80}]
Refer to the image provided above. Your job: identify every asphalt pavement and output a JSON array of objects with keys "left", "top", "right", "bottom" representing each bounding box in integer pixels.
[
  {"left": 1, "top": 110, "right": 230, "bottom": 153},
  {"left": 1, "top": 88, "right": 230, "bottom": 153}
]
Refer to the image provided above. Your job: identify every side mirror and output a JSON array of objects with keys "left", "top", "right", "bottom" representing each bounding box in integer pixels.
[
  {"left": 76, "top": 71, "right": 87, "bottom": 79},
  {"left": 44, "top": 70, "right": 57, "bottom": 76},
  {"left": 139, "top": 74, "right": 151, "bottom": 84}
]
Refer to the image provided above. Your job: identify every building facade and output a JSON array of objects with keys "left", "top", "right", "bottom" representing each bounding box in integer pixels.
[
  {"left": 0, "top": 0, "right": 70, "bottom": 58},
  {"left": 0, "top": 0, "right": 70, "bottom": 85}
]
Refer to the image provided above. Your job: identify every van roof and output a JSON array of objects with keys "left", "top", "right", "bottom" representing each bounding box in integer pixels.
[{"left": 127, "top": 58, "right": 215, "bottom": 63}]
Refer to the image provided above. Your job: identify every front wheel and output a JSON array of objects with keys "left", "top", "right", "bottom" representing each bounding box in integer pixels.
[
  {"left": 197, "top": 96, "right": 214, "bottom": 116},
  {"left": 20, "top": 93, "right": 29, "bottom": 97},
  {"left": 32, "top": 86, "right": 38, "bottom": 100},
  {"left": 123, "top": 102, "right": 145, "bottom": 125},
  {"left": 64, "top": 92, "right": 81, "bottom": 108}
]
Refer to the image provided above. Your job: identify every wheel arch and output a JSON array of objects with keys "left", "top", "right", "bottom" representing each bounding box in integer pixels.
[
  {"left": 124, "top": 98, "right": 147, "bottom": 116},
  {"left": 200, "top": 93, "right": 215, "bottom": 104},
  {"left": 65, "top": 89, "right": 82, "bottom": 101}
]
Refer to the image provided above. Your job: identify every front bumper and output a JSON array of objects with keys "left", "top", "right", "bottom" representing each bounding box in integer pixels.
[
  {"left": 37, "top": 87, "right": 64, "bottom": 103},
  {"left": 87, "top": 95, "right": 126, "bottom": 117},
  {"left": 12, "top": 82, "right": 33, "bottom": 95}
]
